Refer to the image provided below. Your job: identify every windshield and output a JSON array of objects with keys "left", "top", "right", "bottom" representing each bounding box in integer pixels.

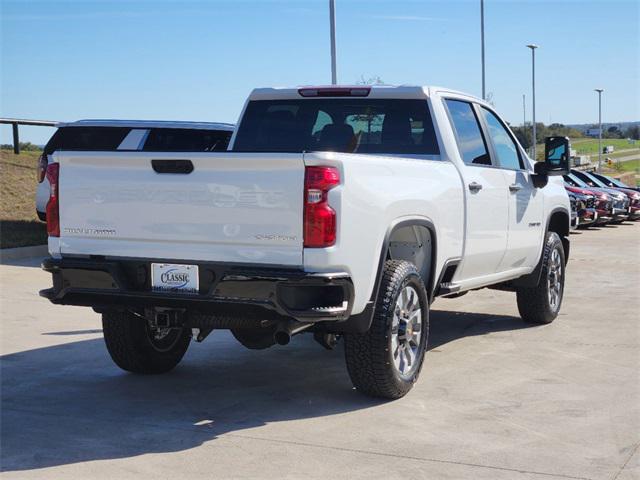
[
  {"left": 565, "top": 173, "right": 591, "bottom": 188},
  {"left": 599, "top": 173, "right": 628, "bottom": 188},
  {"left": 233, "top": 99, "right": 440, "bottom": 155},
  {"left": 580, "top": 171, "right": 608, "bottom": 188}
]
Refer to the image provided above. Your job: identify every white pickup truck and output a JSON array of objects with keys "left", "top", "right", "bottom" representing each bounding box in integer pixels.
[{"left": 41, "top": 85, "right": 571, "bottom": 399}]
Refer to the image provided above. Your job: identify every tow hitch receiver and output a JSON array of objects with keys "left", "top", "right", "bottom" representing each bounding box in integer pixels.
[{"left": 147, "top": 308, "right": 185, "bottom": 329}]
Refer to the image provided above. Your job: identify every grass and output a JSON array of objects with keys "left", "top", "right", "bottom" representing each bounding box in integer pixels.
[
  {"left": 617, "top": 159, "right": 640, "bottom": 173},
  {"left": 569, "top": 138, "right": 639, "bottom": 155},
  {"left": 0, "top": 149, "right": 47, "bottom": 249}
]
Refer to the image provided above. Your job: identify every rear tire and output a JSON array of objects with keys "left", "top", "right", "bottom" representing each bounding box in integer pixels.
[
  {"left": 344, "top": 260, "right": 429, "bottom": 399},
  {"left": 516, "top": 231, "right": 566, "bottom": 324},
  {"left": 102, "top": 310, "right": 191, "bottom": 374}
]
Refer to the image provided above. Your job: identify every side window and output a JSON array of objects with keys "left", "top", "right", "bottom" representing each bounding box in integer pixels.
[
  {"left": 480, "top": 108, "right": 523, "bottom": 170},
  {"left": 445, "top": 100, "right": 491, "bottom": 166}
]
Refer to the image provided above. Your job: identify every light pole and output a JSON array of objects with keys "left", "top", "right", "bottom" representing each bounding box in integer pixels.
[
  {"left": 526, "top": 44, "right": 538, "bottom": 160},
  {"left": 329, "top": 0, "right": 337, "bottom": 85},
  {"left": 522, "top": 94, "right": 526, "bottom": 126},
  {"left": 481, "top": 0, "right": 485, "bottom": 99},
  {"left": 594, "top": 88, "right": 604, "bottom": 172}
]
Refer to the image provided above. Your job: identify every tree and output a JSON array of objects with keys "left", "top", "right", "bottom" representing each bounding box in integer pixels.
[
  {"left": 356, "top": 75, "right": 385, "bottom": 85},
  {"left": 624, "top": 125, "right": 639, "bottom": 140}
]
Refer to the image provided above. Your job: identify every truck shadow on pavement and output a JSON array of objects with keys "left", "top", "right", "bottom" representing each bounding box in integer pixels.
[{"left": 0, "top": 309, "right": 533, "bottom": 473}]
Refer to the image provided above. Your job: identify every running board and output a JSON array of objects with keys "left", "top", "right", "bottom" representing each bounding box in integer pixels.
[{"left": 437, "top": 282, "right": 461, "bottom": 295}]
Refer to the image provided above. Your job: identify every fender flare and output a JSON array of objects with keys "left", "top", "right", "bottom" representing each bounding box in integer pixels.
[{"left": 326, "top": 217, "right": 437, "bottom": 334}]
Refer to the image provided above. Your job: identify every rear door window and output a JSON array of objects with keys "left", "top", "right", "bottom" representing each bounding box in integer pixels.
[
  {"left": 142, "top": 128, "right": 232, "bottom": 152},
  {"left": 444, "top": 99, "right": 492, "bottom": 166}
]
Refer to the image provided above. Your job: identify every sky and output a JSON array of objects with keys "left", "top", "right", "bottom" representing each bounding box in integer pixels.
[{"left": 1, "top": 0, "right": 639, "bottom": 145}]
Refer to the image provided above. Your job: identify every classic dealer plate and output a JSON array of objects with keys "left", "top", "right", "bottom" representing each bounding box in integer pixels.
[{"left": 151, "top": 263, "right": 199, "bottom": 293}]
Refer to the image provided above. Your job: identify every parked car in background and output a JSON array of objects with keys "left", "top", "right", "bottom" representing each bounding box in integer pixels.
[
  {"left": 588, "top": 171, "right": 640, "bottom": 219},
  {"left": 568, "top": 191, "right": 578, "bottom": 229},
  {"left": 570, "top": 170, "right": 633, "bottom": 222},
  {"left": 572, "top": 191, "right": 597, "bottom": 228},
  {"left": 36, "top": 120, "right": 235, "bottom": 220},
  {"left": 564, "top": 183, "right": 610, "bottom": 225},
  {"left": 565, "top": 171, "right": 628, "bottom": 223},
  {"left": 589, "top": 172, "right": 640, "bottom": 192}
]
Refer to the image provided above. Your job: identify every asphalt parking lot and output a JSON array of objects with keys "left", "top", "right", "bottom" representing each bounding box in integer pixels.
[{"left": 1, "top": 223, "right": 639, "bottom": 480}]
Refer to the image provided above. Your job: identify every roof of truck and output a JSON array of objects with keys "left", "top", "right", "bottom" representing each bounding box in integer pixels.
[
  {"left": 247, "top": 85, "right": 485, "bottom": 104},
  {"left": 56, "top": 119, "right": 235, "bottom": 131}
]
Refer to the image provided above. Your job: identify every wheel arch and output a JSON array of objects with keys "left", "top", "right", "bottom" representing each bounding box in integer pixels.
[
  {"left": 327, "top": 218, "right": 437, "bottom": 334},
  {"left": 547, "top": 207, "right": 570, "bottom": 262}
]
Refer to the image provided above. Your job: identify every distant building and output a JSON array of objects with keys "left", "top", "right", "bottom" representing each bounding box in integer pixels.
[{"left": 586, "top": 128, "right": 601, "bottom": 137}]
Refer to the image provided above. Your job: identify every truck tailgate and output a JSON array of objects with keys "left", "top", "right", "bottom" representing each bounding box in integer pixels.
[{"left": 55, "top": 151, "right": 304, "bottom": 265}]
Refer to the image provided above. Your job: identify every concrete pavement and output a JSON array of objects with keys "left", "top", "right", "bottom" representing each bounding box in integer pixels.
[{"left": 1, "top": 222, "right": 639, "bottom": 479}]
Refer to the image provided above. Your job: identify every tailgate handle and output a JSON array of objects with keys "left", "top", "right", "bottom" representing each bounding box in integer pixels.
[{"left": 151, "top": 159, "right": 194, "bottom": 174}]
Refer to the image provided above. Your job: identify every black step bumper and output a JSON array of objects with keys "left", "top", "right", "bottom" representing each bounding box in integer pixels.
[{"left": 40, "top": 257, "right": 354, "bottom": 323}]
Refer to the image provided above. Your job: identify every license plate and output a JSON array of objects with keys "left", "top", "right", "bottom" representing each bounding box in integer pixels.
[{"left": 151, "top": 263, "right": 199, "bottom": 293}]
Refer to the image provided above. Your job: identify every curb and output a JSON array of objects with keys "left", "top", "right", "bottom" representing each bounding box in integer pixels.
[{"left": 0, "top": 244, "right": 48, "bottom": 261}]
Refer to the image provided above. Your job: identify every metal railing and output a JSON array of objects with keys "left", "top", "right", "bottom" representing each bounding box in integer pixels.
[{"left": 0, "top": 118, "right": 58, "bottom": 154}]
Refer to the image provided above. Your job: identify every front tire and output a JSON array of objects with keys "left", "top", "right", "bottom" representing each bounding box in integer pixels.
[
  {"left": 344, "top": 260, "right": 429, "bottom": 399},
  {"left": 516, "top": 231, "right": 566, "bottom": 324},
  {"left": 102, "top": 310, "right": 191, "bottom": 374}
]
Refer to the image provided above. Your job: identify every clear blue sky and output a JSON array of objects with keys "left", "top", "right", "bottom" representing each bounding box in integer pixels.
[{"left": 1, "top": 0, "right": 638, "bottom": 145}]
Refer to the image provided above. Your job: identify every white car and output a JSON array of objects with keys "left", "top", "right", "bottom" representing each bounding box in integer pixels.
[
  {"left": 40, "top": 85, "right": 570, "bottom": 399},
  {"left": 36, "top": 120, "right": 235, "bottom": 220}
]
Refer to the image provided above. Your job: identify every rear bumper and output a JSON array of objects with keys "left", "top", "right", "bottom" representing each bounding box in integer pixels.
[{"left": 39, "top": 257, "right": 353, "bottom": 323}]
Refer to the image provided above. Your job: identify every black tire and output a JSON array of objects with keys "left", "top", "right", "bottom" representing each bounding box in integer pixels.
[
  {"left": 36, "top": 210, "right": 46, "bottom": 222},
  {"left": 516, "top": 231, "right": 566, "bottom": 324},
  {"left": 102, "top": 310, "right": 191, "bottom": 374},
  {"left": 231, "top": 328, "right": 276, "bottom": 350},
  {"left": 344, "top": 260, "right": 429, "bottom": 399}
]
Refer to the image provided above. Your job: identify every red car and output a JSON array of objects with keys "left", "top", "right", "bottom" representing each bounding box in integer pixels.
[{"left": 564, "top": 185, "right": 611, "bottom": 225}]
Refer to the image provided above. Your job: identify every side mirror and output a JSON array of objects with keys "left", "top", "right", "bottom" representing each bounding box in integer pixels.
[
  {"left": 542, "top": 136, "right": 570, "bottom": 175},
  {"left": 532, "top": 136, "right": 570, "bottom": 188}
]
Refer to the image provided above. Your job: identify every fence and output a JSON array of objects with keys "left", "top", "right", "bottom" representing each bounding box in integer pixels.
[{"left": 0, "top": 118, "right": 58, "bottom": 154}]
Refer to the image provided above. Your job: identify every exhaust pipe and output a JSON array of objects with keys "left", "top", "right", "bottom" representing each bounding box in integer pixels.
[{"left": 274, "top": 321, "right": 312, "bottom": 346}]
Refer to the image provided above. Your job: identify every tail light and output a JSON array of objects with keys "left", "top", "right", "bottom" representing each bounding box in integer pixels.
[
  {"left": 37, "top": 154, "right": 48, "bottom": 183},
  {"left": 45, "top": 163, "right": 60, "bottom": 237},
  {"left": 304, "top": 166, "right": 340, "bottom": 247}
]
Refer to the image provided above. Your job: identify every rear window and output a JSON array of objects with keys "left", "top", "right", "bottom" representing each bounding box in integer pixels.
[
  {"left": 142, "top": 128, "right": 231, "bottom": 152},
  {"left": 45, "top": 127, "right": 130, "bottom": 153},
  {"left": 232, "top": 99, "right": 440, "bottom": 155}
]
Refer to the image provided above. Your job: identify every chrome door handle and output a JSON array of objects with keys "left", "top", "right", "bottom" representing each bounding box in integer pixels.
[
  {"left": 509, "top": 183, "right": 523, "bottom": 192},
  {"left": 468, "top": 182, "right": 483, "bottom": 192}
]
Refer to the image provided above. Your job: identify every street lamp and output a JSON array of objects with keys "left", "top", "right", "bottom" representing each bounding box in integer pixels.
[
  {"left": 329, "top": 0, "right": 337, "bottom": 85},
  {"left": 594, "top": 88, "right": 604, "bottom": 172},
  {"left": 481, "top": 0, "right": 485, "bottom": 99},
  {"left": 526, "top": 44, "right": 538, "bottom": 160}
]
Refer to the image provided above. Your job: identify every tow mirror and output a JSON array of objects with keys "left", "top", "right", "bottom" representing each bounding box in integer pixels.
[
  {"left": 532, "top": 136, "right": 570, "bottom": 188},
  {"left": 542, "top": 136, "right": 570, "bottom": 175}
]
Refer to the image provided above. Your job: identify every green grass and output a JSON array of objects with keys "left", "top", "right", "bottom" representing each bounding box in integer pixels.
[
  {"left": 617, "top": 159, "right": 640, "bottom": 173},
  {"left": 569, "top": 138, "right": 638, "bottom": 155},
  {"left": 0, "top": 149, "right": 47, "bottom": 248}
]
